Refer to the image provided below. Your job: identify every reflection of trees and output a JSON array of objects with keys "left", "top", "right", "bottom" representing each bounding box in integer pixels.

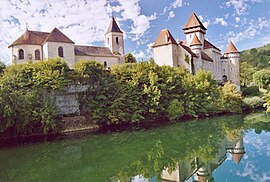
[
  {"left": 243, "top": 112, "right": 270, "bottom": 133},
  {"left": 114, "top": 115, "right": 247, "bottom": 181}
]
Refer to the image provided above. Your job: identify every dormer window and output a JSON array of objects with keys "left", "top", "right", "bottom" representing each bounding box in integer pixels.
[
  {"left": 116, "top": 37, "right": 119, "bottom": 44},
  {"left": 35, "top": 49, "right": 40, "bottom": 60},
  {"left": 58, "top": 46, "right": 64, "bottom": 57},
  {"left": 18, "top": 49, "right": 24, "bottom": 59}
]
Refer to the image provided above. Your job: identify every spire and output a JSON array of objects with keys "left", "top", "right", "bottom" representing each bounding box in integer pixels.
[
  {"left": 231, "top": 153, "right": 245, "bottom": 164},
  {"left": 106, "top": 17, "right": 123, "bottom": 34},
  {"left": 225, "top": 41, "right": 239, "bottom": 54},
  {"left": 183, "top": 12, "right": 206, "bottom": 31},
  {"left": 190, "top": 34, "right": 202, "bottom": 46}
]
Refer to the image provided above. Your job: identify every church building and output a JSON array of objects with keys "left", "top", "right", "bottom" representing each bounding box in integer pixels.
[
  {"left": 8, "top": 17, "right": 125, "bottom": 69},
  {"left": 152, "top": 12, "right": 240, "bottom": 89}
]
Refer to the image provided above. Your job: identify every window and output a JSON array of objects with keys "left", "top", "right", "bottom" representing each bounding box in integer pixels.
[
  {"left": 116, "top": 37, "right": 119, "bottom": 44},
  {"left": 104, "top": 61, "right": 107, "bottom": 67},
  {"left": 58, "top": 46, "right": 64, "bottom": 57},
  {"left": 18, "top": 49, "right": 24, "bottom": 59},
  {"left": 35, "top": 49, "right": 40, "bottom": 60}
]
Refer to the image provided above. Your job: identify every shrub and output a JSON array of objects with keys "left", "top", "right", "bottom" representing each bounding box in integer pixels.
[
  {"left": 243, "top": 96, "right": 265, "bottom": 109},
  {"left": 241, "top": 86, "right": 260, "bottom": 96},
  {"left": 166, "top": 99, "right": 184, "bottom": 121},
  {"left": 264, "top": 92, "right": 270, "bottom": 113}
]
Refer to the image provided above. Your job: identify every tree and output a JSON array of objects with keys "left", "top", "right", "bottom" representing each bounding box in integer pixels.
[
  {"left": 253, "top": 69, "right": 270, "bottom": 89},
  {"left": 240, "top": 62, "right": 258, "bottom": 86},
  {"left": 125, "top": 53, "right": 136, "bottom": 63},
  {"left": 0, "top": 61, "right": 6, "bottom": 74},
  {"left": 263, "top": 92, "right": 270, "bottom": 113}
]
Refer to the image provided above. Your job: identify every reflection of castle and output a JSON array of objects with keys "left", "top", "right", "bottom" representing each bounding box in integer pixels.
[{"left": 126, "top": 131, "right": 245, "bottom": 182}]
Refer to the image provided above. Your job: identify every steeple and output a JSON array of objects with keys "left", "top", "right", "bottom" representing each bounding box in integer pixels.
[
  {"left": 183, "top": 12, "right": 207, "bottom": 33},
  {"left": 225, "top": 41, "right": 239, "bottom": 54},
  {"left": 105, "top": 17, "right": 123, "bottom": 34}
]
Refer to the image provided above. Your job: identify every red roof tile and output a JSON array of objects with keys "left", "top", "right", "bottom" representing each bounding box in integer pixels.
[
  {"left": 152, "top": 29, "right": 177, "bottom": 48},
  {"left": 190, "top": 34, "right": 202, "bottom": 46},
  {"left": 45, "top": 28, "right": 74, "bottom": 44},
  {"left": 183, "top": 12, "right": 206, "bottom": 30},
  {"left": 204, "top": 39, "right": 221, "bottom": 51},
  {"left": 225, "top": 41, "right": 239, "bottom": 54},
  {"left": 75, "top": 45, "right": 115, "bottom": 57}
]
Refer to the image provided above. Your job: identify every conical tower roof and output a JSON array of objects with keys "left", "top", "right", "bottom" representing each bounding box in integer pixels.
[
  {"left": 225, "top": 41, "right": 239, "bottom": 54},
  {"left": 106, "top": 17, "right": 123, "bottom": 34},
  {"left": 231, "top": 152, "right": 245, "bottom": 164},
  {"left": 190, "top": 34, "right": 202, "bottom": 46},
  {"left": 183, "top": 12, "right": 206, "bottom": 31},
  {"left": 152, "top": 29, "right": 177, "bottom": 48}
]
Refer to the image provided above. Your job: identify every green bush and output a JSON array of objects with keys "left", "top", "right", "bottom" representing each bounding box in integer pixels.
[
  {"left": 264, "top": 92, "right": 270, "bottom": 113},
  {"left": 167, "top": 99, "right": 184, "bottom": 121},
  {"left": 243, "top": 96, "right": 265, "bottom": 109},
  {"left": 241, "top": 86, "right": 260, "bottom": 96}
]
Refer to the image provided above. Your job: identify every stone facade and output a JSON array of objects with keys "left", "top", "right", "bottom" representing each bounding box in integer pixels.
[{"left": 153, "top": 13, "right": 240, "bottom": 89}]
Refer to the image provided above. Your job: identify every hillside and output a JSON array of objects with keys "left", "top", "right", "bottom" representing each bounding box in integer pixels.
[{"left": 240, "top": 44, "right": 270, "bottom": 68}]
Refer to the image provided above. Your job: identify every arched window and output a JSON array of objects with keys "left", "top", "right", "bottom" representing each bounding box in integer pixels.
[
  {"left": 104, "top": 61, "right": 107, "bottom": 67},
  {"left": 35, "top": 49, "right": 41, "bottom": 60},
  {"left": 18, "top": 49, "right": 24, "bottom": 59},
  {"left": 58, "top": 46, "right": 64, "bottom": 57},
  {"left": 116, "top": 37, "right": 119, "bottom": 44}
]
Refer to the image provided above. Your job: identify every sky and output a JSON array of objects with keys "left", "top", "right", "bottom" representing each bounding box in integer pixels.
[{"left": 0, "top": 0, "right": 270, "bottom": 65}]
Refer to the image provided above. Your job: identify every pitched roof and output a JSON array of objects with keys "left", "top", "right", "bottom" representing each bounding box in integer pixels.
[
  {"left": 106, "top": 17, "right": 123, "bottom": 34},
  {"left": 183, "top": 12, "right": 207, "bottom": 30},
  {"left": 152, "top": 29, "right": 177, "bottom": 48},
  {"left": 180, "top": 43, "right": 197, "bottom": 57},
  {"left": 9, "top": 28, "right": 74, "bottom": 47},
  {"left": 190, "top": 34, "right": 202, "bottom": 46},
  {"left": 8, "top": 30, "right": 50, "bottom": 48},
  {"left": 74, "top": 45, "right": 115, "bottom": 57},
  {"left": 225, "top": 41, "right": 239, "bottom": 54},
  {"left": 204, "top": 39, "right": 221, "bottom": 51},
  {"left": 45, "top": 28, "right": 74, "bottom": 44},
  {"left": 201, "top": 52, "right": 213, "bottom": 62}
]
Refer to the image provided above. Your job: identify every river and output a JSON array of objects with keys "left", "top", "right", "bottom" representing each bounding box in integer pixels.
[{"left": 0, "top": 112, "right": 269, "bottom": 182}]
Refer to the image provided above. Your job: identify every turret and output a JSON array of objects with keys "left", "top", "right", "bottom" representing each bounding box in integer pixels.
[
  {"left": 105, "top": 17, "right": 124, "bottom": 57},
  {"left": 183, "top": 12, "right": 206, "bottom": 46},
  {"left": 229, "top": 131, "right": 245, "bottom": 164},
  {"left": 223, "top": 41, "right": 240, "bottom": 90}
]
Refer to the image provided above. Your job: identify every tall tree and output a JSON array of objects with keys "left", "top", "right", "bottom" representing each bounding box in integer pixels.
[{"left": 125, "top": 53, "right": 136, "bottom": 63}]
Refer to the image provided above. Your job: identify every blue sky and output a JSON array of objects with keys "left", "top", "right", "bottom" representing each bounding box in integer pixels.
[{"left": 0, "top": 0, "right": 270, "bottom": 65}]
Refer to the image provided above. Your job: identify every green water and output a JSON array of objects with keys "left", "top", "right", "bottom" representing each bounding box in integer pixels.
[{"left": 0, "top": 112, "right": 270, "bottom": 182}]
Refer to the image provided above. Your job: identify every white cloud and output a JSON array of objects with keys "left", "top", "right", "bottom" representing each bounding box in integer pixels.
[
  {"left": 225, "top": 0, "right": 262, "bottom": 15},
  {"left": 213, "top": 18, "right": 228, "bottom": 26},
  {"left": 235, "top": 17, "right": 241, "bottom": 22},
  {"left": 168, "top": 11, "right": 175, "bottom": 20},
  {"left": 133, "top": 50, "right": 145, "bottom": 59},
  {"left": 261, "top": 35, "right": 270, "bottom": 45},
  {"left": 170, "top": 0, "right": 183, "bottom": 9},
  {"left": 227, "top": 17, "right": 270, "bottom": 43},
  {"left": 203, "top": 20, "right": 211, "bottom": 28},
  {"left": 0, "top": 0, "right": 157, "bottom": 64}
]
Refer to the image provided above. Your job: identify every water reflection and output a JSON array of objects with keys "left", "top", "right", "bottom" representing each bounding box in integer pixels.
[
  {"left": 121, "top": 130, "right": 246, "bottom": 182},
  {"left": 0, "top": 112, "right": 269, "bottom": 182}
]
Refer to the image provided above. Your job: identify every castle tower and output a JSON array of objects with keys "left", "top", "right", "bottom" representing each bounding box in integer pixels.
[
  {"left": 105, "top": 17, "right": 124, "bottom": 57},
  {"left": 183, "top": 12, "right": 207, "bottom": 47},
  {"left": 223, "top": 41, "right": 240, "bottom": 90},
  {"left": 152, "top": 29, "right": 179, "bottom": 67},
  {"left": 190, "top": 34, "right": 203, "bottom": 73},
  {"left": 229, "top": 131, "right": 245, "bottom": 164}
]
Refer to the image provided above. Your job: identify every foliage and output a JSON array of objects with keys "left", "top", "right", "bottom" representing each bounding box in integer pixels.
[
  {"left": 253, "top": 69, "right": 270, "bottom": 89},
  {"left": 243, "top": 96, "right": 265, "bottom": 110},
  {"left": 218, "top": 82, "right": 243, "bottom": 113},
  {"left": 240, "top": 62, "right": 258, "bottom": 86},
  {"left": 241, "top": 85, "right": 260, "bottom": 96},
  {"left": 0, "top": 61, "right": 5, "bottom": 74},
  {"left": 240, "top": 44, "right": 270, "bottom": 69},
  {"left": 263, "top": 92, "right": 270, "bottom": 112},
  {"left": 124, "top": 53, "right": 136, "bottom": 63},
  {"left": 0, "top": 58, "right": 67, "bottom": 135},
  {"left": 167, "top": 99, "right": 184, "bottom": 121}
]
